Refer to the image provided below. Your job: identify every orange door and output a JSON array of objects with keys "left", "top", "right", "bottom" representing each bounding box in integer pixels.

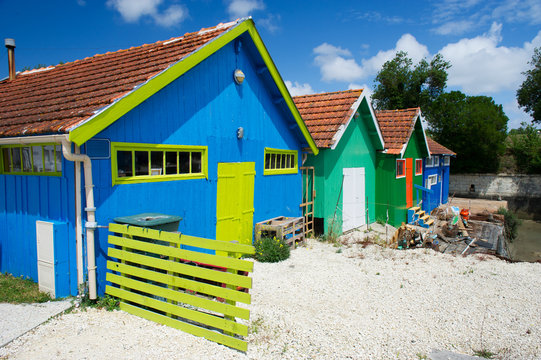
[{"left": 406, "top": 158, "right": 413, "bottom": 207}]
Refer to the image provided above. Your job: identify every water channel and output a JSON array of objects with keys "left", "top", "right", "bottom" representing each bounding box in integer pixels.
[{"left": 508, "top": 219, "right": 541, "bottom": 262}]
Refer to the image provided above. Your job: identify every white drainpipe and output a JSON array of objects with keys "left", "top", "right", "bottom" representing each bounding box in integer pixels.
[
  {"left": 74, "top": 145, "right": 84, "bottom": 288},
  {"left": 61, "top": 137, "right": 97, "bottom": 300}
]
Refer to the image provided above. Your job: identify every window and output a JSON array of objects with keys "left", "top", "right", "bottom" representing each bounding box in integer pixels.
[
  {"left": 415, "top": 159, "right": 423, "bottom": 176},
  {"left": 396, "top": 159, "right": 405, "bottom": 178},
  {"left": 1, "top": 144, "right": 62, "bottom": 176},
  {"left": 426, "top": 174, "right": 437, "bottom": 188},
  {"left": 434, "top": 156, "right": 440, "bottom": 167},
  {"left": 111, "top": 142, "right": 207, "bottom": 184},
  {"left": 264, "top": 148, "right": 298, "bottom": 175},
  {"left": 425, "top": 157, "right": 434, "bottom": 167},
  {"left": 443, "top": 156, "right": 450, "bottom": 166}
]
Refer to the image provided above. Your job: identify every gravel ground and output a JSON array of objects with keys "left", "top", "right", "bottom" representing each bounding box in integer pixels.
[{"left": 1, "top": 233, "right": 540, "bottom": 360}]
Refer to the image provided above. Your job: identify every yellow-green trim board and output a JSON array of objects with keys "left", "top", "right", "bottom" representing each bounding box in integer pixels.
[{"left": 68, "top": 18, "right": 318, "bottom": 155}]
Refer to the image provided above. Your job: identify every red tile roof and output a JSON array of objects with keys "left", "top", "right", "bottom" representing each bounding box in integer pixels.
[
  {"left": 293, "top": 89, "right": 363, "bottom": 148},
  {"left": 0, "top": 21, "right": 238, "bottom": 138},
  {"left": 375, "top": 108, "right": 421, "bottom": 155},
  {"left": 427, "top": 137, "right": 455, "bottom": 156}
]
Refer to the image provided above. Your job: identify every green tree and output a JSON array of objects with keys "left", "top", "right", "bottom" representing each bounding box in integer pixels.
[
  {"left": 429, "top": 91, "right": 508, "bottom": 173},
  {"left": 508, "top": 122, "right": 541, "bottom": 174},
  {"left": 516, "top": 47, "right": 541, "bottom": 123},
  {"left": 371, "top": 51, "right": 451, "bottom": 115}
]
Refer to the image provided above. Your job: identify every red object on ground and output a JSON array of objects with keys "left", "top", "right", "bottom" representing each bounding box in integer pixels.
[{"left": 460, "top": 208, "right": 470, "bottom": 221}]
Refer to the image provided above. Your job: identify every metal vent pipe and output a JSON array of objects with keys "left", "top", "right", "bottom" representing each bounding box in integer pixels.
[{"left": 5, "top": 38, "right": 16, "bottom": 80}]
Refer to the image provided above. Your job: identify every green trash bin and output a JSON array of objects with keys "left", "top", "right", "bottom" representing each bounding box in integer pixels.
[{"left": 113, "top": 213, "right": 182, "bottom": 232}]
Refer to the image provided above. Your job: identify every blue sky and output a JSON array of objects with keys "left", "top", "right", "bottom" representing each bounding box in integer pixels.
[{"left": 1, "top": 0, "right": 540, "bottom": 129}]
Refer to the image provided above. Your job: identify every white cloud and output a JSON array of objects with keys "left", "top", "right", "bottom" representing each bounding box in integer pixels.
[
  {"left": 227, "top": 0, "right": 264, "bottom": 18},
  {"left": 440, "top": 23, "right": 541, "bottom": 94},
  {"left": 313, "top": 35, "right": 429, "bottom": 83},
  {"left": 434, "top": 20, "right": 476, "bottom": 36},
  {"left": 491, "top": 0, "right": 541, "bottom": 25},
  {"left": 503, "top": 98, "right": 531, "bottom": 129},
  {"left": 349, "top": 83, "right": 373, "bottom": 103},
  {"left": 107, "top": 0, "right": 187, "bottom": 27},
  {"left": 431, "top": 0, "right": 541, "bottom": 35},
  {"left": 285, "top": 81, "right": 314, "bottom": 97},
  {"left": 77, "top": 0, "right": 86, "bottom": 6},
  {"left": 258, "top": 13, "right": 280, "bottom": 33},
  {"left": 313, "top": 43, "right": 364, "bottom": 82}
]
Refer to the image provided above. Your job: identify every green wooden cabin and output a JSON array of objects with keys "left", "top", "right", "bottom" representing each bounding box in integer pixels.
[
  {"left": 294, "top": 90, "right": 384, "bottom": 235},
  {"left": 374, "top": 108, "right": 430, "bottom": 227}
]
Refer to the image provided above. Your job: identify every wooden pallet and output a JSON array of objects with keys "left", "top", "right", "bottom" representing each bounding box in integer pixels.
[{"left": 255, "top": 216, "right": 305, "bottom": 249}]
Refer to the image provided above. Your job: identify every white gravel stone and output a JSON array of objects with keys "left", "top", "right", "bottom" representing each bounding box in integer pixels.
[{"left": 1, "top": 239, "right": 540, "bottom": 359}]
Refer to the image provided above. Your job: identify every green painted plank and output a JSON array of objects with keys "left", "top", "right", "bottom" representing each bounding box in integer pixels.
[
  {"left": 117, "top": 301, "right": 247, "bottom": 352},
  {"left": 109, "top": 223, "right": 255, "bottom": 255},
  {"left": 106, "top": 272, "right": 249, "bottom": 319},
  {"left": 106, "top": 286, "right": 247, "bottom": 336},
  {"left": 108, "top": 235, "right": 253, "bottom": 273},
  {"left": 108, "top": 248, "right": 252, "bottom": 289},
  {"left": 107, "top": 261, "right": 251, "bottom": 305}
]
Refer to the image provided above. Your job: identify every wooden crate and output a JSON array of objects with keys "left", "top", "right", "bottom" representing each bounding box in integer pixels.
[{"left": 255, "top": 216, "right": 304, "bottom": 249}]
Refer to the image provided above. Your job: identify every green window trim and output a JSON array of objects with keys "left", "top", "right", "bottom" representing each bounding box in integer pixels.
[
  {"left": 1, "top": 143, "right": 62, "bottom": 176},
  {"left": 111, "top": 142, "right": 208, "bottom": 185},
  {"left": 263, "top": 148, "right": 298, "bottom": 175}
]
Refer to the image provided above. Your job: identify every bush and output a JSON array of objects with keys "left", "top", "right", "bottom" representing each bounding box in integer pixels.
[
  {"left": 253, "top": 236, "right": 290, "bottom": 263},
  {"left": 497, "top": 207, "right": 522, "bottom": 241}
]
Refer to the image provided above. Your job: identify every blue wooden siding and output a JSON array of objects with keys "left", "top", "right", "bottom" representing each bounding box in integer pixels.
[
  {"left": 422, "top": 156, "right": 451, "bottom": 213},
  {"left": 0, "top": 160, "right": 78, "bottom": 296},
  {"left": 86, "top": 35, "right": 303, "bottom": 295}
]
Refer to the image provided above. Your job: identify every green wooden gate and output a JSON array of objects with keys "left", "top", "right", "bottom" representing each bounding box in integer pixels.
[{"left": 106, "top": 223, "right": 255, "bottom": 351}]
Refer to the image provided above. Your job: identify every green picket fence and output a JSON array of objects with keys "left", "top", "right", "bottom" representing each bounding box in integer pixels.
[{"left": 105, "top": 223, "right": 255, "bottom": 351}]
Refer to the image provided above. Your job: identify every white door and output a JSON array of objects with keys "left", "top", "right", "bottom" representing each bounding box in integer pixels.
[
  {"left": 342, "top": 167, "right": 366, "bottom": 232},
  {"left": 36, "top": 221, "right": 56, "bottom": 298}
]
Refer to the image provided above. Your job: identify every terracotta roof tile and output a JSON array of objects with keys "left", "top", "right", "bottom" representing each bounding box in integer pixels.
[
  {"left": 293, "top": 89, "right": 362, "bottom": 148},
  {"left": 0, "top": 20, "right": 238, "bottom": 138},
  {"left": 427, "top": 137, "right": 455, "bottom": 156},
  {"left": 375, "top": 108, "right": 420, "bottom": 154}
]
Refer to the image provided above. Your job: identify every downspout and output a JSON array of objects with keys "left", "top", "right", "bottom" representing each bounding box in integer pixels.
[
  {"left": 74, "top": 146, "right": 84, "bottom": 289},
  {"left": 61, "top": 136, "right": 97, "bottom": 300}
]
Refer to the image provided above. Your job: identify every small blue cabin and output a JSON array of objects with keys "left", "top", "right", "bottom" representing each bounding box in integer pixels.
[
  {"left": 422, "top": 138, "right": 455, "bottom": 213},
  {"left": 0, "top": 18, "right": 317, "bottom": 298}
]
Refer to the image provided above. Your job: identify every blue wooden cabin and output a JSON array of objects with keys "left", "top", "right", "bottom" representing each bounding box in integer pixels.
[
  {"left": 422, "top": 138, "right": 455, "bottom": 213},
  {"left": 0, "top": 18, "right": 317, "bottom": 298}
]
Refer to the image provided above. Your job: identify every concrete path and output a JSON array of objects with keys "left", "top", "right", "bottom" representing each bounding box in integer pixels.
[{"left": 0, "top": 300, "right": 73, "bottom": 347}]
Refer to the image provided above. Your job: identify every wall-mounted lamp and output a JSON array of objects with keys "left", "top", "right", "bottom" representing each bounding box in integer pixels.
[
  {"left": 237, "top": 127, "right": 244, "bottom": 139},
  {"left": 354, "top": 111, "right": 360, "bottom": 119},
  {"left": 234, "top": 69, "right": 245, "bottom": 85}
]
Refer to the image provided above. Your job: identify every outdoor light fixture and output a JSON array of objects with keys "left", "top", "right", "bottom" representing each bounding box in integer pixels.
[
  {"left": 354, "top": 111, "right": 360, "bottom": 119},
  {"left": 237, "top": 127, "right": 244, "bottom": 139},
  {"left": 234, "top": 69, "right": 245, "bottom": 85}
]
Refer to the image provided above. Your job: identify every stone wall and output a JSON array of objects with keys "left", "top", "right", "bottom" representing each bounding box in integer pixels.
[
  {"left": 450, "top": 174, "right": 541, "bottom": 198},
  {"left": 450, "top": 174, "right": 541, "bottom": 218}
]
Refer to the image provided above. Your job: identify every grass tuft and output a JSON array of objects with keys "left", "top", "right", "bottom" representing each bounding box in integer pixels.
[{"left": 0, "top": 272, "right": 52, "bottom": 304}]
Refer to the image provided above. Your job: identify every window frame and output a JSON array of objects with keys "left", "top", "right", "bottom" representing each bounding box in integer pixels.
[
  {"left": 425, "top": 157, "right": 434, "bottom": 167},
  {"left": 415, "top": 159, "right": 423, "bottom": 176},
  {"left": 434, "top": 156, "right": 440, "bottom": 167},
  {"left": 443, "top": 156, "right": 450, "bottom": 166},
  {"left": 111, "top": 142, "right": 208, "bottom": 185},
  {"left": 427, "top": 174, "right": 438, "bottom": 187},
  {"left": 0, "top": 143, "right": 62, "bottom": 176},
  {"left": 396, "top": 159, "right": 406, "bottom": 179},
  {"left": 263, "top": 148, "right": 298, "bottom": 175}
]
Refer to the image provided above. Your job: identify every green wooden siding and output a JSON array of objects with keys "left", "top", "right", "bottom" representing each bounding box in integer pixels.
[
  {"left": 305, "top": 99, "right": 382, "bottom": 235},
  {"left": 375, "top": 119, "right": 428, "bottom": 227}
]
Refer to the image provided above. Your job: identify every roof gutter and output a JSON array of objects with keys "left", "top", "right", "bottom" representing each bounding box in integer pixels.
[{"left": 0, "top": 134, "right": 97, "bottom": 300}]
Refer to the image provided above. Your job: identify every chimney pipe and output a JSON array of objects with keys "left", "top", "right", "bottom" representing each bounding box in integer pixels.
[{"left": 5, "top": 38, "right": 16, "bottom": 81}]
